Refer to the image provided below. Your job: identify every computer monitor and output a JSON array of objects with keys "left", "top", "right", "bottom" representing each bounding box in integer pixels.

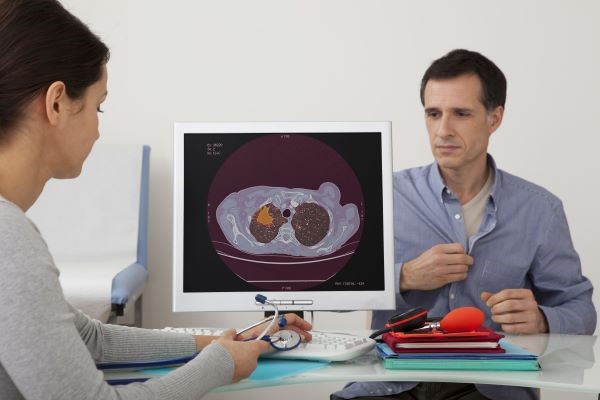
[{"left": 173, "top": 122, "right": 395, "bottom": 312}]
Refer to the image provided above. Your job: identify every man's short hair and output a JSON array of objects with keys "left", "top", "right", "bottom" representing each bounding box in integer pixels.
[{"left": 420, "top": 49, "right": 507, "bottom": 112}]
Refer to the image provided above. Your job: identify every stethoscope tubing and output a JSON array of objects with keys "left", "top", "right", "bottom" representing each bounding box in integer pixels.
[
  {"left": 237, "top": 315, "right": 277, "bottom": 337},
  {"left": 238, "top": 294, "right": 300, "bottom": 351}
]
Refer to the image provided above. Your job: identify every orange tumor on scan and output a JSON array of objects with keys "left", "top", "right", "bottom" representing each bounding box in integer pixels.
[{"left": 256, "top": 205, "right": 274, "bottom": 226}]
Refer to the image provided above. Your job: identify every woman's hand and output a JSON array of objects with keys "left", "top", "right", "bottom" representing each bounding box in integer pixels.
[
  {"left": 237, "top": 313, "right": 313, "bottom": 342},
  {"left": 194, "top": 313, "right": 313, "bottom": 353},
  {"left": 213, "top": 329, "right": 270, "bottom": 382}
]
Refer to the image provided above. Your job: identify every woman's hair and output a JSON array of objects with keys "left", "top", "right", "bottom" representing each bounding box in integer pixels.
[{"left": 0, "top": 0, "right": 109, "bottom": 141}]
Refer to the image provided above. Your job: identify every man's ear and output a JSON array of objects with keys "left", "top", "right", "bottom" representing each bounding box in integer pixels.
[
  {"left": 45, "top": 81, "right": 68, "bottom": 126},
  {"left": 487, "top": 105, "right": 504, "bottom": 135}
]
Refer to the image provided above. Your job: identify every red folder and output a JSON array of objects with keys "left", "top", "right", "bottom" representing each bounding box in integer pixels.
[
  {"left": 386, "top": 346, "right": 505, "bottom": 354},
  {"left": 386, "top": 326, "right": 504, "bottom": 341},
  {"left": 382, "top": 326, "right": 505, "bottom": 354}
]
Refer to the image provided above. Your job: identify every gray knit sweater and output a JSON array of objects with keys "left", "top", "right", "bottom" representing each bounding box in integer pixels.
[{"left": 0, "top": 195, "right": 234, "bottom": 399}]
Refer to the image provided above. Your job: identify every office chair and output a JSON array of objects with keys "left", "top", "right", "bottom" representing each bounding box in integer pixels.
[{"left": 27, "top": 144, "right": 151, "bottom": 325}]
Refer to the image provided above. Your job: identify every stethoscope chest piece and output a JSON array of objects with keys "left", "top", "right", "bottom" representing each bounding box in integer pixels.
[{"left": 269, "top": 330, "right": 302, "bottom": 351}]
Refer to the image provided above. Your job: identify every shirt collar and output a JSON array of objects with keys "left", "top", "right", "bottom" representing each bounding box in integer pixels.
[
  {"left": 428, "top": 160, "right": 447, "bottom": 202},
  {"left": 428, "top": 154, "right": 499, "bottom": 210},
  {"left": 487, "top": 154, "right": 499, "bottom": 211}
]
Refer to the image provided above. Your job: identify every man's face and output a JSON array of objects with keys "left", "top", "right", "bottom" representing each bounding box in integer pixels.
[{"left": 423, "top": 74, "right": 502, "bottom": 173}]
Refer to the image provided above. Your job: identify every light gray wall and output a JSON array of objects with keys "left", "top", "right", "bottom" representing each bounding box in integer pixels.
[
  {"left": 60, "top": 0, "right": 600, "bottom": 327},
  {"left": 58, "top": 1, "right": 600, "bottom": 398}
]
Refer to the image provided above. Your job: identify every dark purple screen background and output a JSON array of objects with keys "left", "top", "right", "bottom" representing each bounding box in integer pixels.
[
  {"left": 207, "top": 134, "right": 363, "bottom": 290},
  {"left": 182, "top": 132, "right": 384, "bottom": 293}
]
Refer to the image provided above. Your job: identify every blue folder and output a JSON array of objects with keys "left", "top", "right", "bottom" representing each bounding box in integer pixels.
[
  {"left": 100, "top": 354, "right": 327, "bottom": 385},
  {"left": 97, "top": 353, "right": 198, "bottom": 371},
  {"left": 377, "top": 339, "right": 539, "bottom": 370}
]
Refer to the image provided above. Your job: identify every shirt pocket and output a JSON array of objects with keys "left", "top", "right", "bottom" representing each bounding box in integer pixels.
[{"left": 479, "top": 259, "right": 529, "bottom": 295}]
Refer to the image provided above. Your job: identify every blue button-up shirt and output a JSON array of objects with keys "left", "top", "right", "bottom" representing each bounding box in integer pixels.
[{"left": 336, "top": 155, "right": 596, "bottom": 400}]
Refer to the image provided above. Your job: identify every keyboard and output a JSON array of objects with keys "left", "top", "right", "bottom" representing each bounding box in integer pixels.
[{"left": 161, "top": 327, "right": 375, "bottom": 362}]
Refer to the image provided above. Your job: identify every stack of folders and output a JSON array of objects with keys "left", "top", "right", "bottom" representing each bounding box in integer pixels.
[{"left": 378, "top": 327, "right": 539, "bottom": 371}]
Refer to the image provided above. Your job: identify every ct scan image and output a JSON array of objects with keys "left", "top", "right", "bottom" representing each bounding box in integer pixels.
[{"left": 206, "top": 134, "right": 364, "bottom": 290}]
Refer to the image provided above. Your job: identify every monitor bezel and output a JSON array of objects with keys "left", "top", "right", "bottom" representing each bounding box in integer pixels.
[{"left": 173, "top": 121, "right": 395, "bottom": 312}]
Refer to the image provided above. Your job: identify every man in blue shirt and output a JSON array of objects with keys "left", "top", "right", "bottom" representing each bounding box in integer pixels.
[{"left": 333, "top": 49, "right": 596, "bottom": 399}]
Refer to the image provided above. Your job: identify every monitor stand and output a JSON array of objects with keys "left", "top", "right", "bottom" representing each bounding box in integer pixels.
[{"left": 264, "top": 310, "right": 304, "bottom": 319}]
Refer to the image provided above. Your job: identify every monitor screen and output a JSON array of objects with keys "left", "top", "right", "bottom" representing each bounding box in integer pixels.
[{"left": 173, "top": 122, "right": 395, "bottom": 312}]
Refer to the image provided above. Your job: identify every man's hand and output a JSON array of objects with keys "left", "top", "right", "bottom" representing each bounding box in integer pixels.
[
  {"left": 400, "top": 243, "right": 473, "bottom": 291},
  {"left": 481, "top": 289, "right": 548, "bottom": 334},
  {"left": 213, "top": 329, "right": 270, "bottom": 383},
  {"left": 236, "top": 313, "right": 313, "bottom": 342}
]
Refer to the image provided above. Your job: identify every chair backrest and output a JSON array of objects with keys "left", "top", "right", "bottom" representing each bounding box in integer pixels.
[{"left": 27, "top": 144, "right": 150, "bottom": 269}]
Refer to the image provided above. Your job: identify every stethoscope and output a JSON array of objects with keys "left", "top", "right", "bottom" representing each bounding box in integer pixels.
[{"left": 237, "top": 294, "right": 302, "bottom": 351}]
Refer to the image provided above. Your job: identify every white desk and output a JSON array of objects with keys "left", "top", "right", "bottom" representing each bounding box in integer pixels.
[
  {"left": 210, "top": 333, "right": 598, "bottom": 394},
  {"left": 104, "top": 333, "right": 599, "bottom": 395}
]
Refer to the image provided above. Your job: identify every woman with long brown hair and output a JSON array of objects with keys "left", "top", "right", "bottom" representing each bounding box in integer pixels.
[{"left": 0, "top": 1, "right": 311, "bottom": 398}]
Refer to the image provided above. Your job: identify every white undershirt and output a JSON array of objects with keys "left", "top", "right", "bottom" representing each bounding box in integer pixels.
[{"left": 461, "top": 168, "right": 494, "bottom": 238}]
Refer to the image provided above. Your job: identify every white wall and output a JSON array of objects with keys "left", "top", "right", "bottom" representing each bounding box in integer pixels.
[{"left": 60, "top": 1, "right": 600, "bottom": 399}]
